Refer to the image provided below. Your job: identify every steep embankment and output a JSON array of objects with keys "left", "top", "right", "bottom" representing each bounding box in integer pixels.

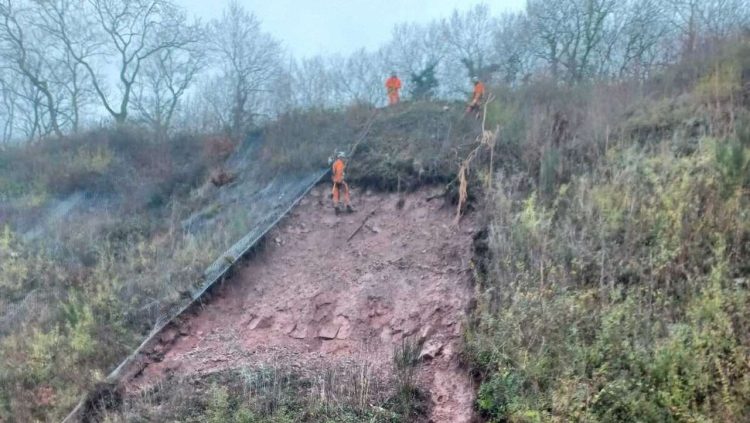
[{"left": 127, "top": 186, "right": 478, "bottom": 422}]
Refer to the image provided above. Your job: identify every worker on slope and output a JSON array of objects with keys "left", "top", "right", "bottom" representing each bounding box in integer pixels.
[
  {"left": 385, "top": 72, "right": 402, "bottom": 106},
  {"left": 329, "top": 151, "right": 353, "bottom": 214},
  {"left": 466, "top": 76, "right": 486, "bottom": 119}
]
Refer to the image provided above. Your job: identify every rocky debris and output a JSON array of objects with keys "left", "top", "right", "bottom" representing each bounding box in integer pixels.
[
  {"left": 280, "top": 321, "right": 296, "bottom": 335},
  {"left": 210, "top": 168, "right": 237, "bottom": 187},
  {"left": 393, "top": 317, "right": 419, "bottom": 336},
  {"left": 313, "top": 292, "right": 336, "bottom": 308},
  {"left": 448, "top": 320, "right": 462, "bottom": 337},
  {"left": 178, "top": 325, "right": 190, "bottom": 337},
  {"left": 418, "top": 325, "right": 434, "bottom": 342},
  {"left": 289, "top": 324, "right": 307, "bottom": 339},
  {"left": 248, "top": 316, "right": 273, "bottom": 330},
  {"left": 130, "top": 189, "right": 476, "bottom": 423},
  {"left": 240, "top": 314, "right": 256, "bottom": 327},
  {"left": 365, "top": 224, "right": 381, "bottom": 234},
  {"left": 333, "top": 316, "right": 351, "bottom": 340},
  {"left": 441, "top": 342, "right": 455, "bottom": 360},
  {"left": 160, "top": 328, "right": 179, "bottom": 344},
  {"left": 165, "top": 362, "right": 181, "bottom": 373},
  {"left": 419, "top": 339, "right": 444, "bottom": 361},
  {"left": 367, "top": 296, "right": 390, "bottom": 317},
  {"left": 318, "top": 323, "right": 340, "bottom": 340}
]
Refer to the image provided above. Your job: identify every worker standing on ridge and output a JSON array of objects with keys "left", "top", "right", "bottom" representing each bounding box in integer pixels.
[
  {"left": 329, "top": 151, "right": 353, "bottom": 214},
  {"left": 466, "top": 76, "right": 486, "bottom": 119},
  {"left": 385, "top": 72, "right": 402, "bottom": 106}
]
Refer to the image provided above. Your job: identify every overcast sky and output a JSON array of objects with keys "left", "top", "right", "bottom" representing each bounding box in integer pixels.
[{"left": 177, "top": 0, "right": 526, "bottom": 58}]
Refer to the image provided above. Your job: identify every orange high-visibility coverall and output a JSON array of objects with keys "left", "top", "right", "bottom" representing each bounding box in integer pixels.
[
  {"left": 471, "top": 81, "right": 485, "bottom": 106},
  {"left": 331, "top": 158, "right": 350, "bottom": 207},
  {"left": 385, "top": 76, "right": 402, "bottom": 105},
  {"left": 467, "top": 81, "right": 486, "bottom": 118}
]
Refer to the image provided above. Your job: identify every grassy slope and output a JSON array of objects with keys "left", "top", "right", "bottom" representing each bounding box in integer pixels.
[
  {"left": 466, "top": 45, "right": 750, "bottom": 422},
  {"left": 104, "top": 341, "right": 428, "bottom": 423},
  {"left": 0, "top": 129, "right": 222, "bottom": 421}
]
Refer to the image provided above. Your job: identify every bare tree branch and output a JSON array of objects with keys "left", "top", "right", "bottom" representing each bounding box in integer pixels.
[
  {"left": 207, "top": 1, "right": 281, "bottom": 139},
  {"left": 0, "top": 0, "right": 62, "bottom": 137}
]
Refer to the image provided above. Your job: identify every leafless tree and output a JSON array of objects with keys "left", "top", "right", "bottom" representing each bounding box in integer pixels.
[
  {"left": 384, "top": 22, "right": 445, "bottom": 87},
  {"left": 666, "top": 0, "right": 750, "bottom": 57},
  {"left": 526, "top": 0, "right": 573, "bottom": 79},
  {"left": 189, "top": 75, "right": 230, "bottom": 134},
  {"left": 571, "top": 0, "right": 617, "bottom": 80},
  {"left": 612, "top": 0, "right": 670, "bottom": 79},
  {"left": 0, "top": 0, "right": 62, "bottom": 137},
  {"left": 288, "top": 55, "right": 338, "bottom": 109},
  {"left": 9, "top": 74, "right": 47, "bottom": 140},
  {"left": 209, "top": 1, "right": 281, "bottom": 140},
  {"left": 4, "top": 0, "right": 749, "bottom": 143},
  {"left": 38, "top": 0, "right": 198, "bottom": 125},
  {"left": 665, "top": 0, "right": 704, "bottom": 56},
  {"left": 32, "top": 0, "right": 99, "bottom": 133},
  {"left": 493, "top": 12, "right": 536, "bottom": 84},
  {"left": 0, "top": 71, "right": 17, "bottom": 143},
  {"left": 527, "top": 0, "right": 618, "bottom": 81},
  {"left": 133, "top": 38, "right": 204, "bottom": 136},
  {"left": 333, "top": 48, "right": 385, "bottom": 105},
  {"left": 701, "top": 0, "right": 750, "bottom": 40},
  {"left": 54, "top": 48, "right": 93, "bottom": 133},
  {"left": 440, "top": 4, "right": 499, "bottom": 92}
]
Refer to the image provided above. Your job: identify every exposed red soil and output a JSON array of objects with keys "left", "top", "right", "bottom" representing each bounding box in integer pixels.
[{"left": 128, "top": 186, "right": 477, "bottom": 422}]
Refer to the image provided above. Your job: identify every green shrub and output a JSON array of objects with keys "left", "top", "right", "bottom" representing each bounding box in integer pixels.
[
  {"left": 468, "top": 135, "right": 750, "bottom": 421},
  {"left": 0, "top": 226, "right": 29, "bottom": 299},
  {"left": 476, "top": 370, "right": 522, "bottom": 419},
  {"left": 206, "top": 383, "right": 232, "bottom": 423}
]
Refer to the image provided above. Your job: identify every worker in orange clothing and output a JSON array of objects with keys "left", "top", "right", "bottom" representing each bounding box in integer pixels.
[
  {"left": 466, "top": 76, "right": 486, "bottom": 119},
  {"left": 385, "top": 72, "right": 402, "bottom": 106},
  {"left": 329, "top": 151, "right": 353, "bottom": 213}
]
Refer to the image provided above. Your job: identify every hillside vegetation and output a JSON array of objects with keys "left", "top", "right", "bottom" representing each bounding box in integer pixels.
[
  {"left": 71, "top": 43, "right": 750, "bottom": 423},
  {"left": 1, "top": 0, "right": 750, "bottom": 420},
  {"left": 0, "top": 104, "right": 477, "bottom": 421},
  {"left": 2, "top": 43, "right": 749, "bottom": 423},
  {"left": 466, "top": 43, "right": 750, "bottom": 422}
]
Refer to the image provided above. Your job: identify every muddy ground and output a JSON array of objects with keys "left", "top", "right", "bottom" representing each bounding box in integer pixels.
[{"left": 128, "top": 186, "right": 477, "bottom": 422}]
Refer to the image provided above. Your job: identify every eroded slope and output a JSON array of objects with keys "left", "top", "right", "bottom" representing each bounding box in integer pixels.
[{"left": 130, "top": 186, "right": 477, "bottom": 422}]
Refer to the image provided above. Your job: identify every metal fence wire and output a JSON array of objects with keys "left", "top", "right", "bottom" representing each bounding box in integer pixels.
[{"left": 59, "top": 167, "right": 327, "bottom": 422}]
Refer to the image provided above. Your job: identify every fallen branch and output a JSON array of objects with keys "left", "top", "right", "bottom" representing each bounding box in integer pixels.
[
  {"left": 426, "top": 191, "right": 447, "bottom": 202},
  {"left": 364, "top": 223, "right": 380, "bottom": 233},
  {"left": 454, "top": 96, "right": 500, "bottom": 225},
  {"left": 347, "top": 208, "right": 378, "bottom": 242}
]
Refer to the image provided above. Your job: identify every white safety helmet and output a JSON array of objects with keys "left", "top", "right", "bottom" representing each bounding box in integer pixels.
[{"left": 336, "top": 151, "right": 346, "bottom": 158}]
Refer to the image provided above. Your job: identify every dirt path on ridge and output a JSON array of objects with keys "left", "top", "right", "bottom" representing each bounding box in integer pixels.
[{"left": 129, "top": 186, "right": 478, "bottom": 422}]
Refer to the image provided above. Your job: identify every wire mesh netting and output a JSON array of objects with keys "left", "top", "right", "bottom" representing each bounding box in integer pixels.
[{"left": 105, "top": 168, "right": 327, "bottom": 382}]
